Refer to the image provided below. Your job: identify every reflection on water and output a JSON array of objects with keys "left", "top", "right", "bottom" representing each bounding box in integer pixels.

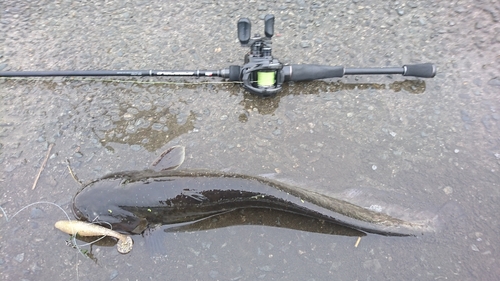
[
  {"left": 1, "top": 77, "right": 426, "bottom": 153},
  {"left": 239, "top": 79, "right": 427, "bottom": 116},
  {"left": 163, "top": 207, "right": 366, "bottom": 237},
  {"left": 69, "top": 207, "right": 366, "bottom": 262},
  {"left": 97, "top": 107, "right": 195, "bottom": 152}
]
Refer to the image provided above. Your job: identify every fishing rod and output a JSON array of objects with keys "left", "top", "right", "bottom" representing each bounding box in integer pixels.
[{"left": 0, "top": 14, "right": 436, "bottom": 98}]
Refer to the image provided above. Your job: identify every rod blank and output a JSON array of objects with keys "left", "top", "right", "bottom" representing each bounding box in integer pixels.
[{"left": 0, "top": 69, "right": 226, "bottom": 78}]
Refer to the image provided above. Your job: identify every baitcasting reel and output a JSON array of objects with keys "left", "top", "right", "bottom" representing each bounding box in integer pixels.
[
  {"left": 231, "top": 14, "right": 436, "bottom": 97},
  {"left": 236, "top": 14, "right": 284, "bottom": 97}
]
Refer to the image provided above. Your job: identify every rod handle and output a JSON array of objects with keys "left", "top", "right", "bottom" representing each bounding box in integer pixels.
[
  {"left": 403, "top": 63, "right": 436, "bottom": 78},
  {"left": 284, "top": 64, "right": 344, "bottom": 81}
]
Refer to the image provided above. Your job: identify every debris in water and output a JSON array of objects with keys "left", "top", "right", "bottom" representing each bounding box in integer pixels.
[
  {"left": 355, "top": 237, "right": 361, "bottom": 248},
  {"left": 32, "top": 143, "right": 54, "bottom": 190}
]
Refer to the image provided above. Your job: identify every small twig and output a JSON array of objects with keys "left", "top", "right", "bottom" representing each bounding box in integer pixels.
[
  {"left": 66, "top": 159, "right": 84, "bottom": 187},
  {"left": 32, "top": 143, "right": 54, "bottom": 190}
]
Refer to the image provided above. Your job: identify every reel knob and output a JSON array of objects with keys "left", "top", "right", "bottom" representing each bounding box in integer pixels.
[
  {"left": 238, "top": 18, "right": 251, "bottom": 45},
  {"left": 264, "top": 14, "right": 274, "bottom": 38}
]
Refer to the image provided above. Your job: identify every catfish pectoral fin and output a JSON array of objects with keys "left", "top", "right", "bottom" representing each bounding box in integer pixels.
[{"left": 131, "top": 218, "right": 148, "bottom": 234}]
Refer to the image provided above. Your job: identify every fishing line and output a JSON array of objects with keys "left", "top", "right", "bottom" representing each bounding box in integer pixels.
[
  {"left": 0, "top": 201, "right": 71, "bottom": 222},
  {"left": 0, "top": 201, "right": 113, "bottom": 256}
]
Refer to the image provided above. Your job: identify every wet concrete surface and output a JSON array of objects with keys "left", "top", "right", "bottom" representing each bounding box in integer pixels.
[{"left": 1, "top": 0, "right": 499, "bottom": 280}]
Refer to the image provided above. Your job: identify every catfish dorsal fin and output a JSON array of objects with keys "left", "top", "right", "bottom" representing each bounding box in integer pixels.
[{"left": 151, "top": 145, "right": 186, "bottom": 171}]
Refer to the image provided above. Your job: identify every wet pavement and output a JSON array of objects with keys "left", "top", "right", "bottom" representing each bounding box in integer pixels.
[{"left": 1, "top": 0, "right": 499, "bottom": 280}]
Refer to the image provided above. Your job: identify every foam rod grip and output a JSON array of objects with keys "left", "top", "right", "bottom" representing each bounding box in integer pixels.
[
  {"left": 288, "top": 64, "right": 344, "bottom": 81},
  {"left": 403, "top": 63, "right": 436, "bottom": 78}
]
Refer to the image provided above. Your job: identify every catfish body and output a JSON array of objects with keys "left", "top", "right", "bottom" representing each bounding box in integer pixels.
[{"left": 72, "top": 169, "right": 427, "bottom": 236}]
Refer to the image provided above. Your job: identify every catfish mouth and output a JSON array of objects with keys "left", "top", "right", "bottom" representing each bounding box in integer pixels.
[{"left": 71, "top": 202, "right": 89, "bottom": 221}]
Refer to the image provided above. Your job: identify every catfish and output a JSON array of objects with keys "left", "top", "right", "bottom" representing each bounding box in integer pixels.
[{"left": 72, "top": 146, "right": 432, "bottom": 237}]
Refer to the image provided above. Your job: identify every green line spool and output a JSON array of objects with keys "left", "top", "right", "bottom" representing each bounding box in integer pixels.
[{"left": 257, "top": 71, "right": 276, "bottom": 87}]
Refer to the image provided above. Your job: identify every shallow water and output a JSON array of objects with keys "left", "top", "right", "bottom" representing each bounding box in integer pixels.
[{"left": 1, "top": 1, "right": 499, "bottom": 280}]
